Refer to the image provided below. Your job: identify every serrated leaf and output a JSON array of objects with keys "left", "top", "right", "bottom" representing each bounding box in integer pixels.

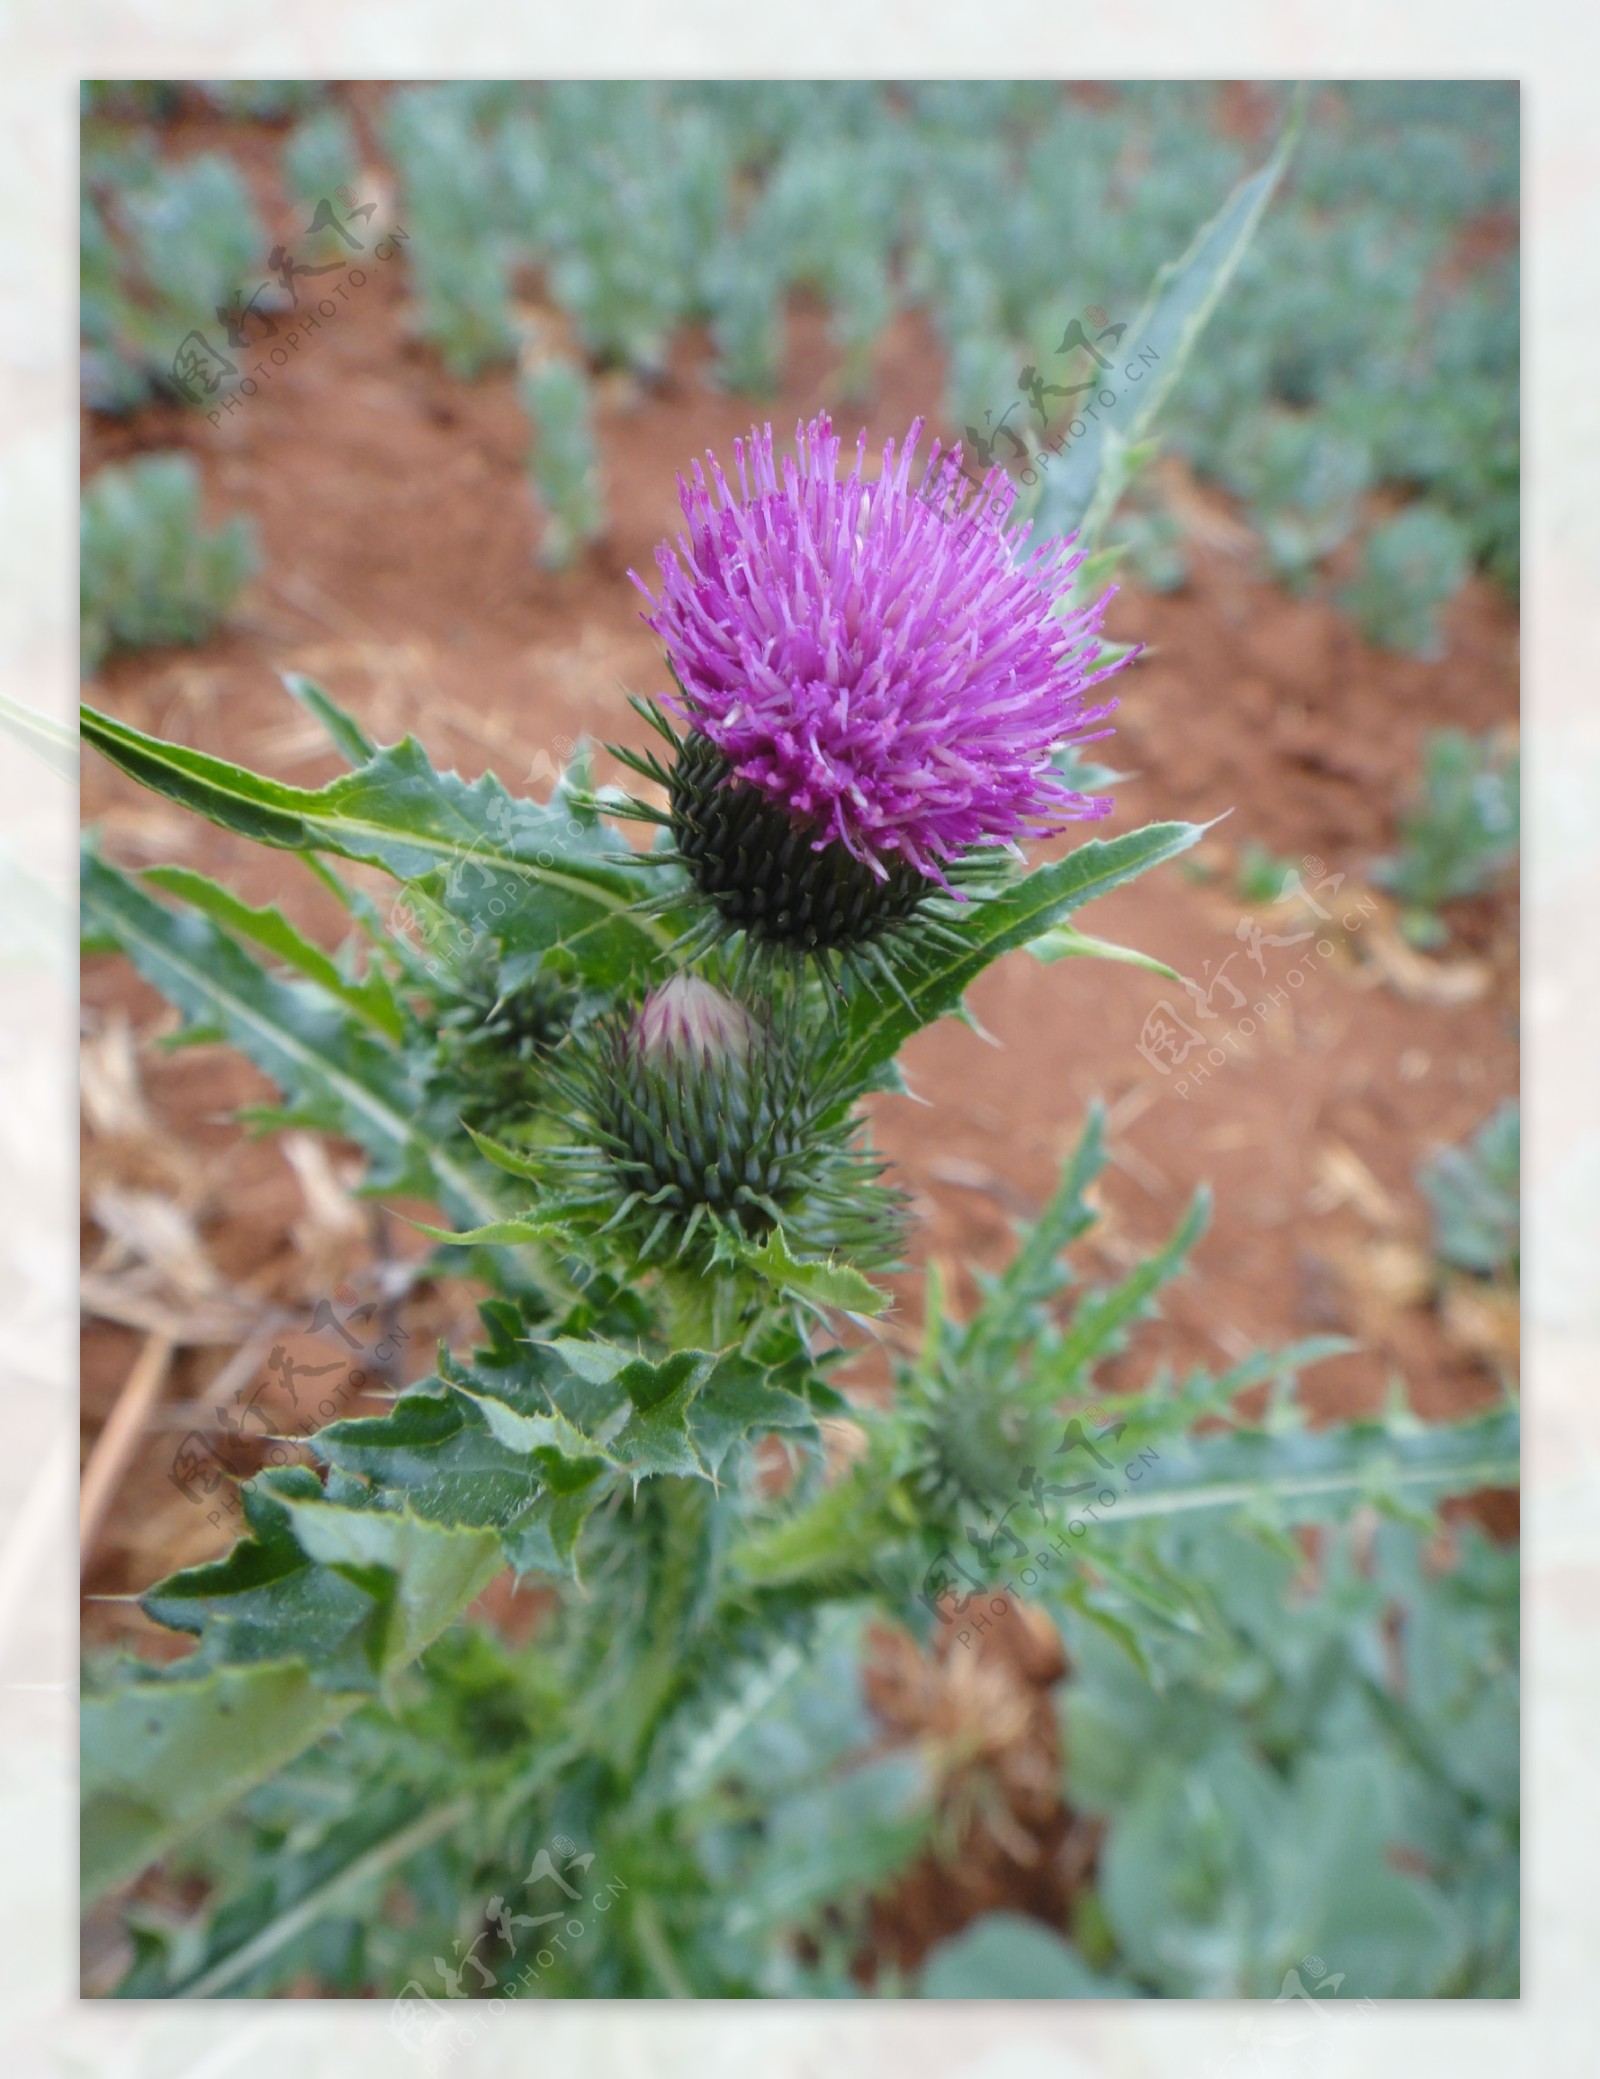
[
  {"left": 1032, "top": 89, "right": 1304, "bottom": 557},
  {"left": 686, "top": 1358, "right": 819, "bottom": 1475},
  {"left": 410, "top": 1214, "right": 572, "bottom": 1248},
  {"left": 80, "top": 701, "right": 672, "bottom": 987},
  {"left": 830, "top": 820, "right": 1207, "bottom": 1081},
  {"left": 142, "top": 863, "right": 405, "bottom": 1039},
  {"left": 1096, "top": 1405, "right": 1520, "bottom": 1531},
  {"left": 463, "top": 1122, "right": 548, "bottom": 1181},
  {"left": 965, "top": 1104, "right": 1107, "bottom": 1361},
  {"left": 83, "top": 1663, "right": 361, "bottom": 1911},
  {"left": 501, "top": 1481, "right": 607, "bottom": 1579},
  {"left": 281, "top": 671, "right": 375, "bottom": 767},
  {"left": 140, "top": 1476, "right": 391, "bottom": 1691},
  {"left": 719, "top": 1225, "right": 891, "bottom": 1318},
  {"left": 1031, "top": 1189, "right": 1209, "bottom": 1397},
  {"left": 82, "top": 1486, "right": 503, "bottom": 1904},
  {"left": 81, "top": 847, "right": 501, "bottom": 1227},
  {"left": 610, "top": 1350, "right": 717, "bottom": 1478},
  {"left": 549, "top": 1337, "right": 637, "bottom": 1386},
  {"left": 269, "top": 1491, "right": 502, "bottom": 1668},
  {"left": 310, "top": 1388, "right": 546, "bottom": 1532}
]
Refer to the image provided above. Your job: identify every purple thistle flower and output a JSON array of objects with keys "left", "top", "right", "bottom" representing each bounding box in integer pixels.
[{"left": 631, "top": 415, "right": 1130, "bottom": 890}]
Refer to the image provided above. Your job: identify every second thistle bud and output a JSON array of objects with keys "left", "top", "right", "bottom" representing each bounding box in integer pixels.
[{"left": 542, "top": 974, "right": 901, "bottom": 1271}]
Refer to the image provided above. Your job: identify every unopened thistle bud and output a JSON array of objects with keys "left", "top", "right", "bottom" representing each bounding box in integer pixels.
[{"left": 543, "top": 974, "right": 900, "bottom": 1271}]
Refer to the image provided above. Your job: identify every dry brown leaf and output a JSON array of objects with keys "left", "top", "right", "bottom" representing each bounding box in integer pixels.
[
  {"left": 1441, "top": 1283, "right": 1521, "bottom": 1372},
  {"left": 87, "top": 1186, "right": 226, "bottom": 1301},
  {"left": 1308, "top": 1141, "right": 1405, "bottom": 1229},
  {"left": 1336, "top": 1237, "right": 1435, "bottom": 1317},
  {"left": 1357, "top": 917, "right": 1492, "bottom": 1007},
  {"left": 818, "top": 1416, "right": 871, "bottom": 1481},
  {"left": 80, "top": 1010, "right": 155, "bottom": 1142},
  {"left": 283, "top": 1131, "right": 368, "bottom": 1277},
  {"left": 79, "top": 1270, "right": 263, "bottom": 1346}
]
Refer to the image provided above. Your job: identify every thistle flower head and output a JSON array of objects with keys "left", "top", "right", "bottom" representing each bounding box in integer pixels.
[{"left": 631, "top": 414, "right": 1127, "bottom": 892}]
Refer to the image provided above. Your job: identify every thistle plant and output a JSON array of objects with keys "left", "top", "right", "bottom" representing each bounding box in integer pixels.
[
  {"left": 78, "top": 114, "right": 1517, "bottom": 1999},
  {"left": 80, "top": 147, "right": 265, "bottom": 413},
  {"left": 80, "top": 453, "right": 258, "bottom": 675},
  {"left": 1420, "top": 1099, "right": 1520, "bottom": 1282},
  {"left": 519, "top": 356, "right": 606, "bottom": 569},
  {"left": 1372, "top": 726, "right": 1520, "bottom": 945},
  {"left": 384, "top": 88, "right": 518, "bottom": 378},
  {"left": 1341, "top": 502, "right": 1474, "bottom": 658},
  {"left": 281, "top": 106, "right": 363, "bottom": 214}
]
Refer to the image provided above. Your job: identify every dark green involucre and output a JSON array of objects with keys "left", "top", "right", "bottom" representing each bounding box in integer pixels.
[
  {"left": 608, "top": 698, "right": 987, "bottom": 996},
  {"left": 427, "top": 963, "right": 576, "bottom": 1133},
  {"left": 542, "top": 973, "right": 902, "bottom": 1272}
]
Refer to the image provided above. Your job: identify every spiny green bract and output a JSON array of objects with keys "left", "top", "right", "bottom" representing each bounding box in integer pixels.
[
  {"left": 539, "top": 974, "right": 903, "bottom": 1273},
  {"left": 80, "top": 454, "right": 258, "bottom": 676},
  {"left": 665, "top": 727, "right": 936, "bottom": 957},
  {"left": 424, "top": 961, "right": 577, "bottom": 1134}
]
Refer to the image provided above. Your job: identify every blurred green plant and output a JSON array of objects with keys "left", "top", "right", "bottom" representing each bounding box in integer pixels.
[
  {"left": 81, "top": 81, "right": 188, "bottom": 122},
  {"left": 707, "top": 238, "right": 786, "bottom": 395},
  {"left": 384, "top": 88, "right": 520, "bottom": 378},
  {"left": 1371, "top": 728, "right": 1519, "bottom": 945},
  {"left": 921, "top": 1509, "right": 1517, "bottom": 1998},
  {"left": 1419, "top": 1101, "right": 1519, "bottom": 1283},
  {"left": 1218, "top": 411, "right": 1372, "bottom": 591},
  {"left": 1235, "top": 841, "right": 1302, "bottom": 906},
  {"left": 1114, "top": 499, "right": 1191, "bottom": 594},
  {"left": 1341, "top": 505, "right": 1474, "bottom": 658},
  {"left": 80, "top": 454, "right": 257, "bottom": 676},
  {"left": 282, "top": 107, "right": 364, "bottom": 214},
  {"left": 519, "top": 356, "right": 607, "bottom": 569},
  {"left": 534, "top": 86, "right": 730, "bottom": 377},
  {"left": 81, "top": 146, "right": 265, "bottom": 413},
  {"left": 199, "top": 81, "right": 327, "bottom": 121},
  {"left": 79, "top": 80, "right": 1517, "bottom": 612}
]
